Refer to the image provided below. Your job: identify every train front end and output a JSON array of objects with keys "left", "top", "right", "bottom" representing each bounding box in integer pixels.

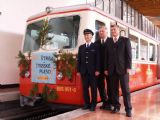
[{"left": 19, "top": 7, "right": 87, "bottom": 106}]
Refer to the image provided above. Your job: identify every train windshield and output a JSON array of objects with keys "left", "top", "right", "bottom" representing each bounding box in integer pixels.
[{"left": 23, "top": 15, "right": 80, "bottom": 52}]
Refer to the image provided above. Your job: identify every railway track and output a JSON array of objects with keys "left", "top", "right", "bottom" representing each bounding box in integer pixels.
[{"left": 0, "top": 100, "right": 79, "bottom": 120}]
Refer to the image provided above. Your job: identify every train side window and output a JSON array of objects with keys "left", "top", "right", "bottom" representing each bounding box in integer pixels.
[
  {"left": 140, "top": 39, "right": 148, "bottom": 61},
  {"left": 129, "top": 34, "right": 138, "bottom": 60},
  {"left": 117, "top": 23, "right": 128, "bottom": 37},
  {"left": 149, "top": 43, "right": 156, "bottom": 61},
  {"left": 95, "top": 20, "right": 105, "bottom": 41},
  {"left": 120, "top": 30, "right": 126, "bottom": 37}
]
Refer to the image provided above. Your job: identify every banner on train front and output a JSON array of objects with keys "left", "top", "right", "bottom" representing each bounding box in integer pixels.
[{"left": 31, "top": 52, "right": 56, "bottom": 84}]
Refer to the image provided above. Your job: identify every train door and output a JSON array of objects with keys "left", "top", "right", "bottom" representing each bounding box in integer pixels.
[{"left": 157, "top": 44, "right": 160, "bottom": 79}]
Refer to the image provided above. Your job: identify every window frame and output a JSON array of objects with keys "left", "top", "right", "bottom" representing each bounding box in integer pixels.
[{"left": 140, "top": 39, "right": 148, "bottom": 61}]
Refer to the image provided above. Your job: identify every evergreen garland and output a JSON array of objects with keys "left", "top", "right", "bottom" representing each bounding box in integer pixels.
[
  {"left": 30, "top": 84, "right": 58, "bottom": 101},
  {"left": 30, "top": 83, "right": 38, "bottom": 97},
  {"left": 42, "top": 85, "right": 58, "bottom": 101},
  {"left": 56, "top": 50, "right": 77, "bottom": 81},
  {"left": 17, "top": 51, "right": 31, "bottom": 77}
]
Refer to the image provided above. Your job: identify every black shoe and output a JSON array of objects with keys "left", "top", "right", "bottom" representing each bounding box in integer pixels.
[
  {"left": 82, "top": 105, "right": 90, "bottom": 110},
  {"left": 126, "top": 111, "right": 132, "bottom": 117},
  {"left": 111, "top": 107, "right": 120, "bottom": 113},
  {"left": 90, "top": 106, "right": 95, "bottom": 111},
  {"left": 104, "top": 105, "right": 112, "bottom": 111},
  {"left": 105, "top": 100, "right": 111, "bottom": 105}
]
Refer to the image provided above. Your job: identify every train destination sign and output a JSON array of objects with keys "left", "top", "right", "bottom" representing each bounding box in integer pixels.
[{"left": 31, "top": 52, "right": 56, "bottom": 84}]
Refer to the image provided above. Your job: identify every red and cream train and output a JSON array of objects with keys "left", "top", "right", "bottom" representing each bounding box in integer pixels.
[{"left": 20, "top": 4, "right": 160, "bottom": 105}]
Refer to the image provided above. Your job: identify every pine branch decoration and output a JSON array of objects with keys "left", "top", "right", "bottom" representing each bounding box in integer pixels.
[
  {"left": 30, "top": 84, "right": 58, "bottom": 101},
  {"left": 37, "top": 19, "right": 51, "bottom": 47},
  {"left": 56, "top": 51, "right": 77, "bottom": 81},
  {"left": 17, "top": 51, "right": 31, "bottom": 77},
  {"left": 30, "top": 83, "right": 39, "bottom": 97}
]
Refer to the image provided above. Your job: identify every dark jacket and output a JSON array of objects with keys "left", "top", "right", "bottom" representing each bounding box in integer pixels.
[
  {"left": 77, "top": 42, "right": 100, "bottom": 75},
  {"left": 104, "top": 36, "right": 132, "bottom": 75},
  {"left": 95, "top": 37, "right": 110, "bottom": 73}
]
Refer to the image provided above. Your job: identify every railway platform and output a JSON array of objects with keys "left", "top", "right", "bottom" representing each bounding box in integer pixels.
[
  {"left": 0, "top": 87, "right": 19, "bottom": 102},
  {"left": 45, "top": 84, "right": 160, "bottom": 120}
]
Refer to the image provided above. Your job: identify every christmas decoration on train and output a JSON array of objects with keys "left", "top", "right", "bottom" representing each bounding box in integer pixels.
[
  {"left": 30, "top": 83, "right": 58, "bottom": 101},
  {"left": 17, "top": 51, "right": 31, "bottom": 78},
  {"left": 55, "top": 50, "right": 77, "bottom": 81},
  {"left": 36, "top": 19, "right": 52, "bottom": 49}
]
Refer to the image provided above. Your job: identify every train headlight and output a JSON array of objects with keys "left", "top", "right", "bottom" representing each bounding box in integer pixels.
[
  {"left": 25, "top": 71, "right": 30, "bottom": 78},
  {"left": 57, "top": 72, "right": 63, "bottom": 80}
]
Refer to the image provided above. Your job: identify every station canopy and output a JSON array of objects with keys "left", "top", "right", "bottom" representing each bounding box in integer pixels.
[{"left": 126, "top": 0, "right": 160, "bottom": 27}]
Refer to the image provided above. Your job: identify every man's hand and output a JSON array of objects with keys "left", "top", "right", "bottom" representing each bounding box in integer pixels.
[
  {"left": 77, "top": 72, "right": 80, "bottom": 76},
  {"left": 104, "top": 70, "right": 108, "bottom": 76},
  {"left": 95, "top": 71, "right": 100, "bottom": 76},
  {"left": 127, "top": 69, "right": 131, "bottom": 74}
]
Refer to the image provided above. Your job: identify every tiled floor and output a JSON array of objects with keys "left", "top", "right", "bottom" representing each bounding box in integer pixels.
[
  {"left": 46, "top": 85, "right": 160, "bottom": 120},
  {"left": 73, "top": 85, "right": 160, "bottom": 120}
]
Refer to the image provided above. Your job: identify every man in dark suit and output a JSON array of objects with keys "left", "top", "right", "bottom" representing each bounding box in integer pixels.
[
  {"left": 77, "top": 29, "right": 100, "bottom": 111},
  {"left": 104, "top": 24, "right": 132, "bottom": 117},
  {"left": 95, "top": 26, "right": 112, "bottom": 110}
]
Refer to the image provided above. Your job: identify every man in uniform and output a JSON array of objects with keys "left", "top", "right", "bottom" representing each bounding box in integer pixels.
[{"left": 77, "top": 29, "right": 100, "bottom": 111}]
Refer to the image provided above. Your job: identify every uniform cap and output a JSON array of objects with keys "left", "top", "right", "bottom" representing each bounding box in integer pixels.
[{"left": 83, "top": 29, "right": 94, "bottom": 36}]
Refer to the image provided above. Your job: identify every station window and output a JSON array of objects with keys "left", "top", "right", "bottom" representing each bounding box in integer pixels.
[
  {"left": 131, "top": 8, "right": 134, "bottom": 26},
  {"left": 127, "top": 5, "right": 132, "bottom": 25},
  {"left": 123, "top": 1, "right": 127, "bottom": 23},
  {"left": 95, "top": 0, "right": 104, "bottom": 11},
  {"left": 110, "top": 0, "right": 116, "bottom": 16},
  {"left": 134, "top": 10, "right": 138, "bottom": 28},
  {"left": 138, "top": 13, "right": 142, "bottom": 30},
  {"left": 95, "top": 20, "right": 105, "bottom": 41},
  {"left": 140, "top": 39, "right": 148, "bottom": 61},
  {"left": 149, "top": 43, "right": 156, "bottom": 61},
  {"left": 104, "top": 0, "right": 109, "bottom": 13},
  {"left": 115, "top": 0, "right": 122, "bottom": 19},
  {"left": 129, "top": 34, "right": 138, "bottom": 60},
  {"left": 142, "top": 16, "right": 146, "bottom": 33}
]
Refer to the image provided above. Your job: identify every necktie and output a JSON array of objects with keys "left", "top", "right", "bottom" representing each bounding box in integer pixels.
[
  {"left": 87, "top": 44, "right": 89, "bottom": 47},
  {"left": 102, "top": 39, "right": 104, "bottom": 44}
]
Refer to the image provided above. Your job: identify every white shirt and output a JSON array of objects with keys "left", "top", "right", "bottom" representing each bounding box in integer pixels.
[
  {"left": 86, "top": 42, "right": 92, "bottom": 47},
  {"left": 101, "top": 37, "right": 108, "bottom": 44},
  {"left": 113, "top": 36, "right": 119, "bottom": 43}
]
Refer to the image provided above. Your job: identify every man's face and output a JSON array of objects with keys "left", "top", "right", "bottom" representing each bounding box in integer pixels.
[
  {"left": 84, "top": 33, "right": 93, "bottom": 43},
  {"left": 111, "top": 26, "right": 119, "bottom": 38},
  {"left": 99, "top": 27, "right": 107, "bottom": 39}
]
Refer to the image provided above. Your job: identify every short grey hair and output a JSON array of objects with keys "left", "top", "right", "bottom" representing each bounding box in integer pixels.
[{"left": 99, "top": 25, "right": 107, "bottom": 30}]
